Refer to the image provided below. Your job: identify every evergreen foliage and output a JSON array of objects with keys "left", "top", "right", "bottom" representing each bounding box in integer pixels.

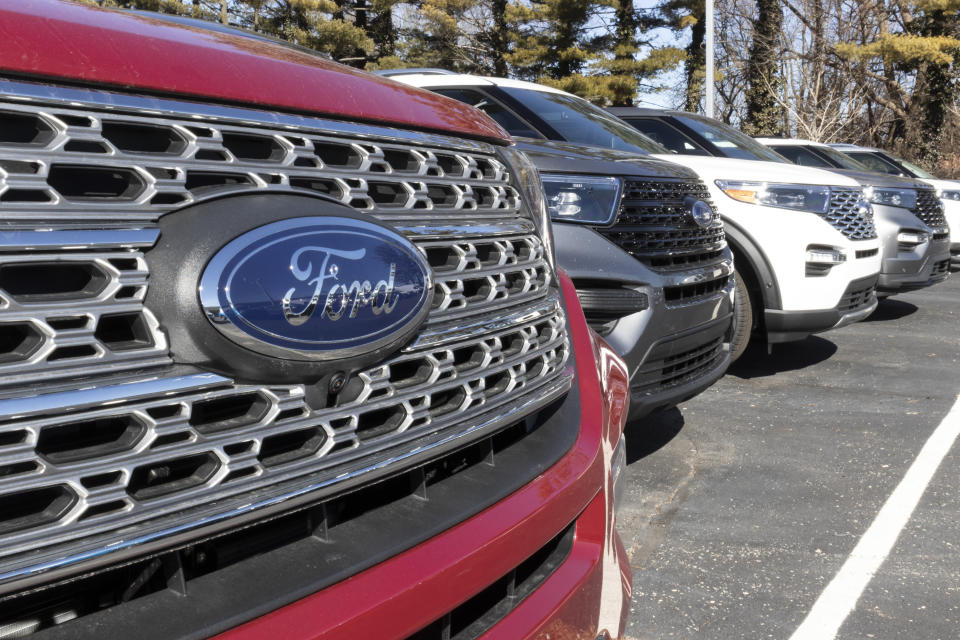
[{"left": 743, "top": 0, "right": 785, "bottom": 136}]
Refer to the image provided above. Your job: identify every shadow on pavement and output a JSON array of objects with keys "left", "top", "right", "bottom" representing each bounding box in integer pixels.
[
  {"left": 727, "top": 335, "right": 837, "bottom": 380},
  {"left": 863, "top": 298, "right": 918, "bottom": 322},
  {"left": 624, "top": 406, "right": 685, "bottom": 464}
]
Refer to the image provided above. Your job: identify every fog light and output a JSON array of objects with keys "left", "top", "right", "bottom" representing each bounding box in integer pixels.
[
  {"left": 806, "top": 247, "right": 845, "bottom": 265},
  {"left": 897, "top": 230, "right": 929, "bottom": 247},
  {"left": 805, "top": 245, "right": 846, "bottom": 277}
]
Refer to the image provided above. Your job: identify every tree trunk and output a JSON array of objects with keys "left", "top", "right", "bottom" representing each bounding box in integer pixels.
[
  {"left": 744, "top": 0, "right": 785, "bottom": 136},
  {"left": 684, "top": 0, "right": 706, "bottom": 112},
  {"left": 489, "top": 0, "right": 508, "bottom": 76},
  {"left": 610, "top": 0, "right": 638, "bottom": 106}
]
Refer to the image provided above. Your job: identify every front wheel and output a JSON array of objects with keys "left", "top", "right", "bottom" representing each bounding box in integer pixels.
[{"left": 728, "top": 269, "right": 753, "bottom": 362}]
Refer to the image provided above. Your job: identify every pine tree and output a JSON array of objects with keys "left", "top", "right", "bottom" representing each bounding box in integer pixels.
[
  {"left": 399, "top": 0, "right": 482, "bottom": 71},
  {"left": 585, "top": 0, "right": 683, "bottom": 106},
  {"left": 743, "top": 0, "right": 785, "bottom": 136},
  {"left": 506, "top": 0, "right": 593, "bottom": 80},
  {"left": 237, "top": 0, "right": 375, "bottom": 64}
]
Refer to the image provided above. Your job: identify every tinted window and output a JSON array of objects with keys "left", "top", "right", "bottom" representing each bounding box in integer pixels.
[
  {"left": 811, "top": 145, "right": 873, "bottom": 171},
  {"left": 771, "top": 145, "right": 833, "bottom": 168},
  {"left": 887, "top": 154, "right": 937, "bottom": 179},
  {"left": 497, "top": 87, "right": 667, "bottom": 154},
  {"left": 623, "top": 118, "right": 711, "bottom": 156},
  {"left": 846, "top": 151, "right": 903, "bottom": 175},
  {"left": 432, "top": 88, "right": 543, "bottom": 139},
  {"left": 672, "top": 115, "right": 787, "bottom": 162}
]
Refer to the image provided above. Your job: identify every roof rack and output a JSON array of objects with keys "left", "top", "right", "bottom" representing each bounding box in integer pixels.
[{"left": 373, "top": 68, "right": 458, "bottom": 77}]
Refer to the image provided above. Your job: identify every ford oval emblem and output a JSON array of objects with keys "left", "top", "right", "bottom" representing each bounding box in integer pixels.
[
  {"left": 685, "top": 196, "right": 714, "bottom": 228},
  {"left": 199, "top": 216, "right": 433, "bottom": 360}
]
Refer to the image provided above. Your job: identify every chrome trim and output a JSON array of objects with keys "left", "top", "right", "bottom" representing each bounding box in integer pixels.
[
  {"left": 0, "top": 373, "right": 231, "bottom": 421},
  {"left": 833, "top": 297, "right": 879, "bottom": 330},
  {"left": 410, "top": 292, "right": 560, "bottom": 350},
  {"left": 0, "top": 78, "right": 501, "bottom": 153},
  {"left": 0, "top": 229, "right": 159, "bottom": 250},
  {"left": 664, "top": 257, "right": 734, "bottom": 287},
  {"left": 395, "top": 220, "right": 536, "bottom": 239}
]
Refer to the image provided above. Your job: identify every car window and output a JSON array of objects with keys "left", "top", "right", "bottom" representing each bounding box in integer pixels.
[
  {"left": 846, "top": 151, "right": 903, "bottom": 175},
  {"left": 496, "top": 87, "right": 667, "bottom": 154},
  {"left": 888, "top": 154, "right": 937, "bottom": 179},
  {"left": 622, "top": 118, "right": 712, "bottom": 156},
  {"left": 671, "top": 115, "right": 787, "bottom": 162},
  {"left": 810, "top": 145, "right": 873, "bottom": 171},
  {"left": 770, "top": 145, "right": 833, "bottom": 168},
  {"left": 432, "top": 88, "right": 544, "bottom": 139}
]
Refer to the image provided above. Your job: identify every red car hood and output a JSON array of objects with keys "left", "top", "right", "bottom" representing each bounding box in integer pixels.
[{"left": 0, "top": 0, "right": 510, "bottom": 142}]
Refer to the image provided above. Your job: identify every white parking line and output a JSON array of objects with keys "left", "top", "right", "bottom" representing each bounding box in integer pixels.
[{"left": 790, "top": 394, "right": 960, "bottom": 640}]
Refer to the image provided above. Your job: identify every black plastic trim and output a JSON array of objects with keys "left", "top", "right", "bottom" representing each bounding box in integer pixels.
[{"left": 722, "top": 219, "right": 783, "bottom": 311}]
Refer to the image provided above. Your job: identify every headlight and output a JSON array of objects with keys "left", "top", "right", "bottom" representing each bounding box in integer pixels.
[
  {"left": 500, "top": 146, "right": 556, "bottom": 271},
  {"left": 715, "top": 180, "right": 830, "bottom": 213},
  {"left": 864, "top": 186, "right": 917, "bottom": 209},
  {"left": 939, "top": 189, "right": 960, "bottom": 201},
  {"left": 541, "top": 174, "right": 623, "bottom": 225}
]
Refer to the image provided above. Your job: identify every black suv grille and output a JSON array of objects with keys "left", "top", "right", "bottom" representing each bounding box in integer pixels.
[
  {"left": 913, "top": 188, "right": 947, "bottom": 229},
  {"left": 824, "top": 189, "right": 877, "bottom": 240},
  {"left": 632, "top": 335, "right": 725, "bottom": 396},
  {"left": 601, "top": 179, "right": 727, "bottom": 270},
  {"left": 932, "top": 259, "right": 951, "bottom": 278}
]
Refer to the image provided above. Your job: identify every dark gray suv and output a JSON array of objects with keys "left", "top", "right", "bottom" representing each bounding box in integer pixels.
[{"left": 382, "top": 72, "right": 735, "bottom": 419}]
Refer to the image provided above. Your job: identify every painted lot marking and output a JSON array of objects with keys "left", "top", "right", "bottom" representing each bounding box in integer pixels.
[{"left": 790, "top": 394, "right": 960, "bottom": 640}]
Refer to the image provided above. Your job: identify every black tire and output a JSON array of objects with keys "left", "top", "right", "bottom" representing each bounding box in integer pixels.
[{"left": 728, "top": 269, "right": 753, "bottom": 362}]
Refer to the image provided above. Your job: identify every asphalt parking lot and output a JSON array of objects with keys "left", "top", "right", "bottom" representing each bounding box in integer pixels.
[{"left": 617, "top": 270, "right": 960, "bottom": 640}]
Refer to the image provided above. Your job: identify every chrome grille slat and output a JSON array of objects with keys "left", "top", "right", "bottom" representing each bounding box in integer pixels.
[
  {"left": 824, "top": 188, "right": 877, "bottom": 240},
  {"left": 0, "top": 102, "right": 519, "bottom": 223},
  {"left": 0, "top": 311, "right": 568, "bottom": 561},
  {"left": 0, "top": 86, "right": 571, "bottom": 592}
]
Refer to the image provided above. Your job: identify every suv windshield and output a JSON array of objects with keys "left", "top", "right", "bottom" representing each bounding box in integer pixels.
[
  {"left": 846, "top": 151, "right": 904, "bottom": 176},
  {"left": 498, "top": 87, "right": 667, "bottom": 154},
  {"left": 891, "top": 154, "right": 937, "bottom": 179},
  {"left": 672, "top": 115, "right": 786, "bottom": 162},
  {"left": 770, "top": 145, "right": 833, "bottom": 168},
  {"left": 813, "top": 145, "right": 873, "bottom": 171}
]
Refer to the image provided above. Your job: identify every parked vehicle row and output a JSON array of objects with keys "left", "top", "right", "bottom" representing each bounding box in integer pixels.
[
  {"left": 755, "top": 138, "right": 952, "bottom": 297},
  {"left": 0, "top": 2, "right": 952, "bottom": 639},
  {"left": 387, "top": 71, "right": 944, "bottom": 391}
]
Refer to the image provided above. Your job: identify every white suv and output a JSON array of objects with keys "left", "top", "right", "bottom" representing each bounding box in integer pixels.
[{"left": 381, "top": 73, "right": 882, "bottom": 358}]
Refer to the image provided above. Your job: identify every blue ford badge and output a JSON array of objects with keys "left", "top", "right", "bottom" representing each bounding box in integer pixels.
[
  {"left": 685, "top": 196, "right": 714, "bottom": 228},
  {"left": 199, "top": 217, "right": 432, "bottom": 360}
]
